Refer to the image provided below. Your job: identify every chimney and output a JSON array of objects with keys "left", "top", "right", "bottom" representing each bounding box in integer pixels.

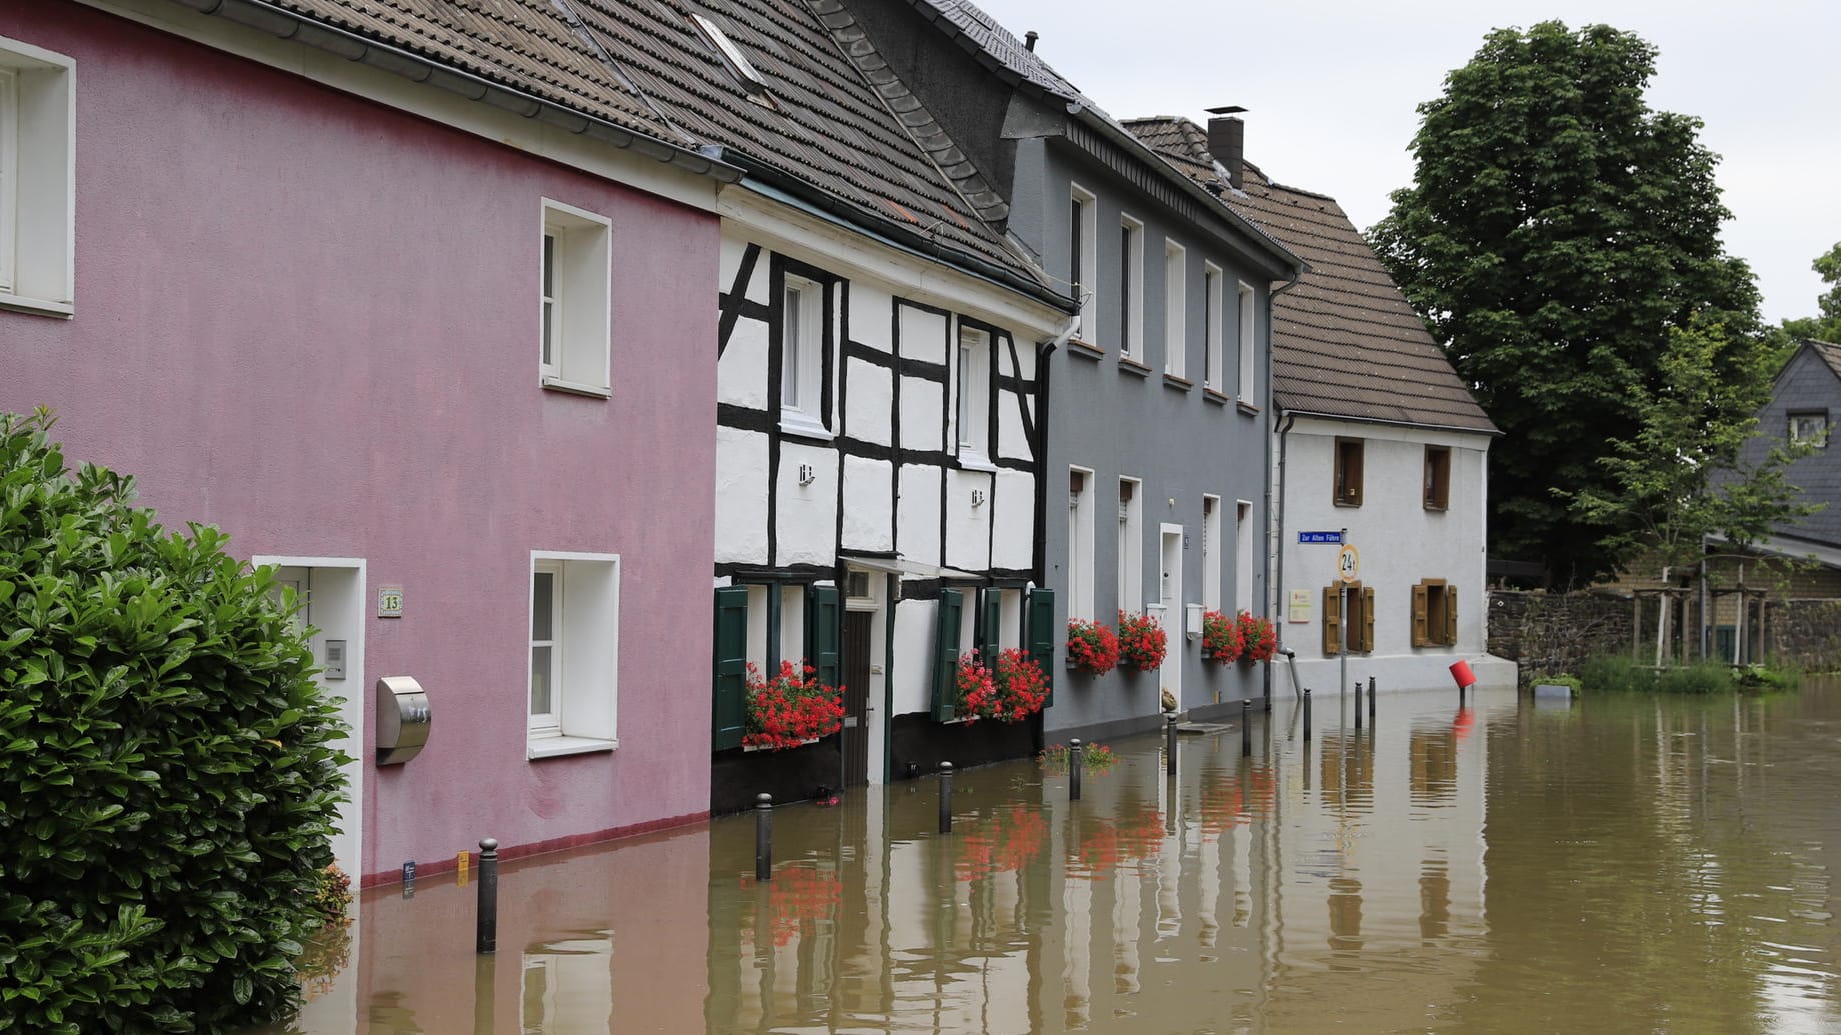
[
  {"left": 1024, "top": 30, "right": 1038, "bottom": 52},
  {"left": 1207, "top": 115, "right": 1244, "bottom": 191}
]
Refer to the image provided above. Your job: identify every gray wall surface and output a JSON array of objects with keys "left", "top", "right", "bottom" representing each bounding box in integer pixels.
[{"left": 1738, "top": 344, "right": 1841, "bottom": 547}]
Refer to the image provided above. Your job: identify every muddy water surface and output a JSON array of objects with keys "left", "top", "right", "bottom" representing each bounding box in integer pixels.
[{"left": 255, "top": 680, "right": 1841, "bottom": 1034}]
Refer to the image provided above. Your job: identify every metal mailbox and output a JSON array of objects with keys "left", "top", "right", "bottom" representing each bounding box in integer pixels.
[{"left": 376, "top": 675, "right": 431, "bottom": 765}]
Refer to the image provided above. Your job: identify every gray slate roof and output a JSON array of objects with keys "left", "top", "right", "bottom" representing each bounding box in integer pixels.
[
  {"left": 1125, "top": 116, "right": 1497, "bottom": 435},
  {"left": 237, "top": 0, "right": 1053, "bottom": 295}
]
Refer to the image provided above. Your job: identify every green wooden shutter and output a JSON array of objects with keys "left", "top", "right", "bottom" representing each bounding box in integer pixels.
[
  {"left": 979, "top": 588, "right": 1002, "bottom": 668},
  {"left": 808, "top": 584, "right": 842, "bottom": 690},
  {"left": 931, "top": 588, "right": 964, "bottom": 722},
  {"left": 711, "top": 586, "right": 750, "bottom": 750},
  {"left": 1028, "top": 587, "right": 1057, "bottom": 707}
]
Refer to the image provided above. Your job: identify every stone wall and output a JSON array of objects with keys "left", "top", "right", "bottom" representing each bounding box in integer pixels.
[
  {"left": 1488, "top": 590, "right": 1637, "bottom": 681},
  {"left": 1489, "top": 590, "right": 1841, "bottom": 676}
]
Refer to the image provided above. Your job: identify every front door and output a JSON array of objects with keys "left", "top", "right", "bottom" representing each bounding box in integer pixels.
[
  {"left": 841, "top": 611, "right": 873, "bottom": 787},
  {"left": 1159, "top": 527, "right": 1184, "bottom": 705}
]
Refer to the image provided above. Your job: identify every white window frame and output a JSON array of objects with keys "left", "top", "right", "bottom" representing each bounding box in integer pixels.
[
  {"left": 956, "top": 325, "right": 993, "bottom": 465},
  {"left": 1234, "top": 500, "right": 1254, "bottom": 613},
  {"left": 529, "top": 562, "right": 563, "bottom": 738},
  {"left": 1070, "top": 184, "right": 1097, "bottom": 343},
  {"left": 1069, "top": 466, "right": 1095, "bottom": 621},
  {"left": 1201, "top": 495, "right": 1222, "bottom": 612},
  {"left": 1203, "top": 263, "right": 1224, "bottom": 392},
  {"left": 1119, "top": 215, "right": 1144, "bottom": 362},
  {"left": 1789, "top": 411, "right": 1829, "bottom": 448},
  {"left": 527, "top": 550, "right": 621, "bottom": 759},
  {"left": 1164, "top": 240, "right": 1186, "bottom": 378},
  {"left": 539, "top": 199, "right": 613, "bottom": 397},
  {"left": 689, "top": 12, "right": 769, "bottom": 97},
  {"left": 1236, "top": 281, "right": 1256, "bottom": 403},
  {"left": 780, "top": 274, "right": 829, "bottom": 437},
  {"left": 1117, "top": 476, "right": 1143, "bottom": 614},
  {"left": 0, "top": 36, "right": 75, "bottom": 317}
]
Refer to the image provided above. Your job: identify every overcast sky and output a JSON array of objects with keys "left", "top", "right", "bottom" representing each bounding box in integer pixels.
[{"left": 971, "top": 0, "right": 1840, "bottom": 324}]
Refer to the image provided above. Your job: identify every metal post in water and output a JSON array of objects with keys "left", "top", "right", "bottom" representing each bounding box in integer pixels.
[
  {"left": 1354, "top": 681, "right": 1363, "bottom": 730},
  {"left": 754, "top": 793, "right": 773, "bottom": 882},
  {"left": 475, "top": 838, "right": 498, "bottom": 955},
  {"left": 1241, "top": 699, "right": 1252, "bottom": 757},
  {"left": 1069, "top": 738, "right": 1083, "bottom": 801},
  {"left": 1368, "top": 676, "right": 1376, "bottom": 721},
  {"left": 938, "top": 762, "right": 954, "bottom": 834},
  {"left": 1303, "top": 688, "right": 1312, "bottom": 742},
  {"left": 1165, "top": 711, "right": 1178, "bottom": 775}
]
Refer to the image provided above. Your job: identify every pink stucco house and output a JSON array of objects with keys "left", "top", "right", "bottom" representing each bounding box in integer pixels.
[{"left": 0, "top": 0, "right": 731, "bottom": 886}]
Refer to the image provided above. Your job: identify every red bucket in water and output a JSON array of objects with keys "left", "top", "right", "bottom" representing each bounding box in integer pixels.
[{"left": 1449, "top": 659, "right": 1477, "bottom": 689}]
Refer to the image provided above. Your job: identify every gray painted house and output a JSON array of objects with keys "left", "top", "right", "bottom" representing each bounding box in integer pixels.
[
  {"left": 834, "top": 0, "right": 1304, "bottom": 740},
  {"left": 1730, "top": 339, "right": 1841, "bottom": 567}
]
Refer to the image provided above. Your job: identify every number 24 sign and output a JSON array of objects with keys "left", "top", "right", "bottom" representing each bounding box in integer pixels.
[{"left": 1336, "top": 544, "right": 1360, "bottom": 584}]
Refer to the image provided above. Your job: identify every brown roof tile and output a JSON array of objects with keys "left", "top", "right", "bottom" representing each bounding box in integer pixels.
[{"left": 1124, "top": 115, "right": 1496, "bottom": 434}]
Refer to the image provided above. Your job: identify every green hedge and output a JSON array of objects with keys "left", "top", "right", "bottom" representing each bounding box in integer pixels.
[{"left": 0, "top": 411, "right": 349, "bottom": 1033}]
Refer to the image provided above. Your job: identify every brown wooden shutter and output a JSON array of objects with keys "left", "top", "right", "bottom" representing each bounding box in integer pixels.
[
  {"left": 1349, "top": 442, "right": 1364, "bottom": 505},
  {"left": 1444, "top": 586, "right": 1458, "bottom": 647},
  {"left": 1321, "top": 585, "right": 1341, "bottom": 656},
  {"left": 1362, "top": 586, "right": 1376, "bottom": 653},
  {"left": 1412, "top": 583, "right": 1429, "bottom": 647}
]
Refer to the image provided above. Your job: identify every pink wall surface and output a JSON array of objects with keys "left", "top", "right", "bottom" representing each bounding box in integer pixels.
[{"left": 0, "top": 2, "right": 719, "bottom": 882}]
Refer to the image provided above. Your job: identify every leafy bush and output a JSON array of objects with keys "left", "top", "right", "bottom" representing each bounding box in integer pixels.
[
  {"left": 1734, "top": 664, "right": 1800, "bottom": 692},
  {"left": 1579, "top": 655, "right": 1657, "bottom": 693},
  {"left": 1527, "top": 673, "right": 1583, "bottom": 694},
  {"left": 1655, "top": 663, "right": 1735, "bottom": 695},
  {"left": 0, "top": 410, "right": 349, "bottom": 1034}
]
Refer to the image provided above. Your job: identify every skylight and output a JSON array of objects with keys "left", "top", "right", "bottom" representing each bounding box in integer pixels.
[{"left": 690, "top": 13, "right": 769, "bottom": 97}]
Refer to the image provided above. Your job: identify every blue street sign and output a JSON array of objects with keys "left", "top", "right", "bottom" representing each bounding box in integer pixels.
[{"left": 1298, "top": 531, "right": 1344, "bottom": 544}]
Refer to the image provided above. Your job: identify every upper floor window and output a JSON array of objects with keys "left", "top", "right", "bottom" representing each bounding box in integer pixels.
[
  {"left": 1164, "top": 240, "right": 1186, "bottom": 378},
  {"left": 1203, "top": 263, "right": 1224, "bottom": 392},
  {"left": 1424, "top": 445, "right": 1452, "bottom": 510},
  {"left": 1201, "top": 495, "right": 1221, "bottom": 611},
  {"left": 1119, "top": 215, "right": 1143, "bottom": 362},
  {"left": 1117, "top": 476, "right": 1142, "bottom": 613},
  {"left": 1070, "top": 184, "right": 1096, "bottom": 341},
  {"left": 1236, "top": 281, "right": 1256, "bottom": 402},
  {"left": 956, "top": 325, "right": 991, "bottom": 462},
  {"left": 780, "top": 274, "right": 828, "bottom": 436},
  {"left": 1068, "top": 467, "right": 1095, "bottom": 621},
  {"left": 540, "top": 199, "right": 612, "bottom": 397},
  {"left": 0, "top": 36, "right": 75, "bottom": 317},
  {"left": 1789, "top": 411, "right": 1829, "bottom": 448},
  {"left": 1334, "top": 437, "right": 1364, "bottom": 506}
]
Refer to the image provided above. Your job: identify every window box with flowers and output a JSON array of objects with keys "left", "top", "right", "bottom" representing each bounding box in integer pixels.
[
  {"left": 1201, "top": 608, "right": 1243, "bottom": 662},
  {"left": 1066, "top": 617, "right": 1120, "bottom": 675},
  {"left": 1117, "top": 610, "right": 1167, "bottom": 671},
  {"left": 955, "top": 648, "right": 1052, "bottom": 723},
  {"left": 1236, "top": 611, "right": 1278, "bottom": 663},
  {"left": 742, "top": 660, "right": 845, "bottom": 751}
]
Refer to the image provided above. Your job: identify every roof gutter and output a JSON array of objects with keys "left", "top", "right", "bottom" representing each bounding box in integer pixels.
[
  {"left": 1275, "top": 407, "right": 1503, "bottom": 438},
  {"left": 164, "top": 0, "right": 743, "bottom": 183},
  {"left": 714, "top": 147, "right": 1077, "bottom": 316}
]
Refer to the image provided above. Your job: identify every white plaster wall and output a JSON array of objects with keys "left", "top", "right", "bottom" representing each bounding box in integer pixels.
[
  {"left": 1278, "top": 419, "right": 1503, "bottom": 688},
  {"left": 841, "top": 455, "right": 895, "bottom": 553},
  {"left": 715, "top": 426, "right": 769, "bottom": 564},
  {"left": 992, "top": 468, "right": 1035, "bottom": 570},
  {"left": 900, "top": 375, "right": 944, "bottom": 453},
  {"left": 897, "top": 465, "right": 942, "bottom": 564},
  {"left": 717, "top": 315, "right": 768, "bottom": 410},
  {"left": 997, "top": 389, "right": 1031, "bottom": 463},
  {"left": 852, "top": 282, "right": 894, "bottom": 351},
  {"left": 891, "top": 598, "right": 936, "bottom": 715},
  {"left": 719, "top": 234, "right": 770, "bottom": 305},
  {"left": 943, "top": 468, "right": 993, "bottom": 572},
  {"left": 775, "top": 441, "right": 839, "bottom": 566},
  {"left": 844, "top": 357, "right": 893, "bottom": 446},
  {"left": 899, "top": 303, "right": 949, "bottom": 365}
]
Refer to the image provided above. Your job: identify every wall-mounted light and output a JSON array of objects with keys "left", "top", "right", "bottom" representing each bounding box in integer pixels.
[
  {"left": 798, "top": 463, "right": 816, "bottom": 486},
  {"left": 971, "top": 488, "right": 986, "bottom": 508}
]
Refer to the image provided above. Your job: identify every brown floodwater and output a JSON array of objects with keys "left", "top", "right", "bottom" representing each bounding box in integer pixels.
[{"left": 253, "top": 679, "right": 1841, "bottom": 1034}]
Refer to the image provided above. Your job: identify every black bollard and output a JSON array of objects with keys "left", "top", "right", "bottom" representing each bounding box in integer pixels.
[
  {"left": 1368, "top": 676, "right": 1376, "bottom": 721},
  {"left": 475, "top": 838, "right": 498, "bottom": 955},
  {"left": 1165, "top": 711, "right": 1178, "bottom": 775},
  {"left": 1241, "top": 699, "right": 1252, "bottom": 757},
  {"left": 1354, "top": 681, "right": 1363, "bottom": 730},
  {"left": 1303, "top": 688, "right": 1312, "bottom": 742},
  {"left": 938, "top": 762, "right": 954, "bottom": 834},
  {"left": 1069, "top": 738, "right": 1083, "bottom": 801},
  {"left": 754, "top": 793, "right": 773, "bottom": 882}
]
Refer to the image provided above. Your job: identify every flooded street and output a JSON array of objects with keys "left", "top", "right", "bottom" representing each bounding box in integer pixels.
[{"left": 261, "top": 680, "right": 1841, "bottom": 1034}]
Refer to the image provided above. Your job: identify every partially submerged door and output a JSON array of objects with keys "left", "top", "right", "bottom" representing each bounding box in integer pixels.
[{"left": 841, "top": 610, "right": 873, "bottom": 787}]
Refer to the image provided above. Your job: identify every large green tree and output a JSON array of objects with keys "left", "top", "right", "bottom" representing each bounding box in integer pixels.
[
  {"left": 1371, "top": 21, "right": 1765, "bottom": 585},
  {"left": 1775, "top": 240, "right": 1841, "bottom": 345}
]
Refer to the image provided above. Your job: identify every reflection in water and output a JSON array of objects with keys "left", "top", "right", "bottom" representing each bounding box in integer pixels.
[{"left": 247, "top": 681, "right": 1841, "bottom": 1034}]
